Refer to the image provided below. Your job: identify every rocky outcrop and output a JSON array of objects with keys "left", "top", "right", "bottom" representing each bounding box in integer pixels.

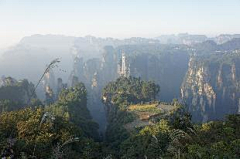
[
  {"left": 118, "top": 45, "right": 190, "bottom": 101},
  {"left": 0, "top": 76, "right": 17, "bottom": 87},
  {"left": 68, "top": 45, "right": 190, "bottom": 131},
  {"left": 56, "top": 78, "right": 67, "bottom": 97},
  {"left": 181, "top": 51, "right": 240, "bottom": 122}
]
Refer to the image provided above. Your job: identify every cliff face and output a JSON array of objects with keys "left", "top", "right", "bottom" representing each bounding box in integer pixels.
[
  {"left": 181, "top": 52, "right": 240, "bottom": 122},
  {"left": 69, "top": 39, "right": 240, "bottom": 128},
  {"left": 69, "top": 45, "right": 190, "bottom": 131},
  {"left": 69, "top": 46, "right": 118, "bottom": 132},
  {"left": 128, "top": 49, "right": 189, "bottom": 101},
  {"left": 113, "top": 45, "right": 190, "bottom": 102}
]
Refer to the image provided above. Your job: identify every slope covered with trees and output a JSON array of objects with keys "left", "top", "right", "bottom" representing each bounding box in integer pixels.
[
  {"left": 1, "top": 76, "right": 240, "bottom": 158},
  {"left": 0, "top": 81, "right": 101, "bottom": 158},
  {"left": 102, "top": 77, "right": 240, "bottom": 158},
  {"left": 102, "top": 76, "right": 161, "bottom": 155},
  {"left": 0, "top": 108, "right": 103, "bottom": 159},
  {"left": 46, "top": 83, "right": 99, "bottom": 139},
  {"left": 0, "top": 77, "right": 39, "bottom": 113}
]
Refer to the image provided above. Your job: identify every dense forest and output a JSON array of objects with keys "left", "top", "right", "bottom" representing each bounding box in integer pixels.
[
  {"left": 102, "top": 77, "right": 240, "bottom": 158},
  {"left": 0, "top": 76, "right": 240, "bottom": 158},
  {"left": 0, "top": 82, "right": 102, "bottom": 158}
]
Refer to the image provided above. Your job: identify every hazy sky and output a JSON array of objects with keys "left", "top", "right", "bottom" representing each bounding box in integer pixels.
[{"left": 0, "top": 0, "right": 240, "bottom": 48}]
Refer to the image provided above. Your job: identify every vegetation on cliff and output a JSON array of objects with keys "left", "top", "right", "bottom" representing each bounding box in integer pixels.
[
  {"left": 0, "top": 77, "right": 39, "bottom": 113},
  {"left": 0, "top": 81, "right": 101, "bottom": 158},
  {"left": 102, "top": 76, "right": 160, "bottom": 106},
  {"left": 46, "top": 83, "right": 99, "bottom": 139},
  {"left": 102, "top": 77, "right": 240, "bottom": 158},
  {"left": 0, "top": 108, "right": 103, "bottom": 159},
  {"left": 1, "top": 75, "right": 240, "bottom": 158}
]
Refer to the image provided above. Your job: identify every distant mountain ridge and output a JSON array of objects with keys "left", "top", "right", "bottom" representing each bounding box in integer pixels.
[{"left": 155, "top": 33, "right": 240, "bottom": 45}]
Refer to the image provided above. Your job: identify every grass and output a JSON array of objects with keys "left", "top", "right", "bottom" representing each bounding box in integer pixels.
[
  {"left": 128, "top": 103, "right": 162, "bottom": 120},
  {"left": 125, "top": 103, "right": 176, "bottom": 130},
  {"left": 128, "top": 103, "right": 162, "bottom": 114}
]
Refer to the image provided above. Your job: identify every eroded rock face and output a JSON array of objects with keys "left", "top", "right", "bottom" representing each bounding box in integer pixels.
[
  {"left": 69, "top": 45, "right": 190, "bottom": 131},
  {"left": 69, "top": 47, "right": 118, "bottom": 132},
  {"left": 0, "top": 76, "right": 17, "bottom": 87},
  {"left": 181, "top": 52, "right": 240, "bottom": 122},
  {"left": 52, "top": 40, "right": 240, "bottom": 128},
  {"left": 127, "top": 48, "right": 190, "bottom": 101}
]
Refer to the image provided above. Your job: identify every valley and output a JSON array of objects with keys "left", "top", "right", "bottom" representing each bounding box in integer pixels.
[{"left": 1, "top": 35, "right": 240, "bottom": 158}]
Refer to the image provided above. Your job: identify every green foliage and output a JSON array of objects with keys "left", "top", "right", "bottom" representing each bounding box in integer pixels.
[
  {"left": 115, "top": 111, "right": 240, "bottom": 159},
  {"left": 0, "top": 78, "right": 36, "bottom": 113},
  {"left": 179, "top": 114, "right": 240, "bottom": 159},
  {"left": 120, "top": 120, "right": 170, "bottom": 159},
  {"left": 0, "top": 108, "right": 102, "bottom": 159},
  {"left": 129, "top": 103, "right": 162, "bottom": 114},
  {"left": 103, "top": 76, "right": 160, "bottom": 106},
  {"left": 102, "top": 77, "right": 160, "bottom": 155},
  {"left": 1, "top": 76, "right": 240, "bottom": 158},
  {"left": 0, "top": 100, "right": 19, "bottom": 113},
  {"left": 102, "top": 76, "right": 160, "bottom": 125},
  {"left": 46, "top": 83, "right": 99, "bottom": 139}
]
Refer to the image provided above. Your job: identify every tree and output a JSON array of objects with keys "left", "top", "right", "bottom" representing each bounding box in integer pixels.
[
  {"left": 0, "top": 108, "right": 102, "bottom": 159},
  {"left": 46, "top": 83, "right": 99, "bottom": 139}
]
